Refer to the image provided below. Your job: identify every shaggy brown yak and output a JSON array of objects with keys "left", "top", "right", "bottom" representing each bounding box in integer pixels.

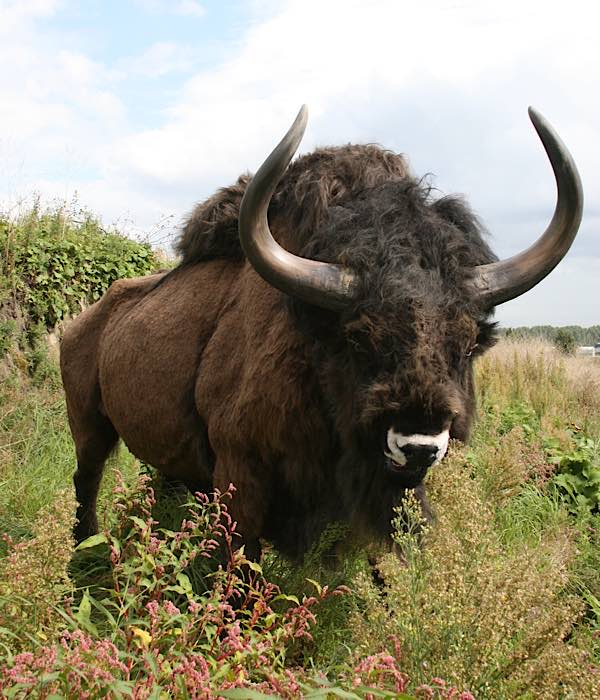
[{"left": 61, "top": 106, "right": 583, "bottom": 560}]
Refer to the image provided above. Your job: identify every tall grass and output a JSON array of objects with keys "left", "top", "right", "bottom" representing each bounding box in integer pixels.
[
  {"left": 1, "top": 333, "right": 600, "bottom": 696},
  {"left": 351, "top": 448, "right": 597, "bottom": 698},
  {"left": 476, "top": 338, "right": 600, "bottom": 437},
  {"left": 0, "top": 373, "right": 138, "bottom": 546}
]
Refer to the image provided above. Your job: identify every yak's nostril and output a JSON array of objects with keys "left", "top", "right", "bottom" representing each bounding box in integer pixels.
[{"left": 401, "top": 443, "right": 438, "bottom": 467}]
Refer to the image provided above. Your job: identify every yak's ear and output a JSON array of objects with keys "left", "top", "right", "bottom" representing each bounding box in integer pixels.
[
  {"left": 474, "top": 319, "right": 498, "bottom": 353},
  {"left": 176, "top": 174, "right": 251, "bottom": 264}
]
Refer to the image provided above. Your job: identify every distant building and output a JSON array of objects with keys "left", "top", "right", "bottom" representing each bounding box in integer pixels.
[{"left": 577, "top": 344, "right": 600, "bottom": 357}]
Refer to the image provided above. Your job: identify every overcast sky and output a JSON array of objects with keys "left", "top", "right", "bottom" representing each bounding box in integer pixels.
[{"left": 0, "top": 0, "right": 598, "bottom": 327}]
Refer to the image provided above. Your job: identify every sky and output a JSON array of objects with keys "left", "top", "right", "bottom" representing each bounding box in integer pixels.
[{"left": 0, "top": 0, "right": 598, "bottom": 327}]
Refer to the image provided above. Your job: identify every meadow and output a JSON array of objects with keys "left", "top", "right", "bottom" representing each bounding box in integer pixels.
[{"left": 1, "top": 205, "right": 600, "bottom": 698}]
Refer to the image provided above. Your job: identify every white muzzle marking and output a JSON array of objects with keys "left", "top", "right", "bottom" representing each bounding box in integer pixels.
[{"left": 385, "top": 428, "right": 450, "bottom": 467}]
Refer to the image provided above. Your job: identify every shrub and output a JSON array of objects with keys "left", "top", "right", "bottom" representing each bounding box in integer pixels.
[
  {"left": 350, "top": 446, "right": 600, "bottom": 698},
  {"left": 0, "top": 474, "right": 355, "bottom": 697},
  {"left": 0, "top": 319, "right": 16, "bottom": 359},
  {"left": 0, "top": 200, "right": 156, "bottom": 329},
  {"left": 546, "top": 427, "right": 600, "bottom": 516},
  {"left": 554, "top": 328, "right": 577, "bottom": 356},
  {"left": 0, "top": 492, "right": 76, "bottom": 650},
  {"left": 0, "top": 472, "right": 480, "bottom": 698}
]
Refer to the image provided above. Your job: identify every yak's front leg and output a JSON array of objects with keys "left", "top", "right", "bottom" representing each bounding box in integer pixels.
[{"left": 212, "top": 451, "right": 272, "bottom": 562}]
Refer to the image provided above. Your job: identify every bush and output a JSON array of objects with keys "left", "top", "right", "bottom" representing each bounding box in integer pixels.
[
  {"left": 0, "top": 472, "right": 480, "bottom": 698},
  {"left": 547, "top": 427, "right": 600, "bottom": 516},
  {"left": 0, "top": 319, "right": 16, "bottom": 358},
  {"left": 554, "top": 328, "right": 577, "bottom": 356},
  {"left": 0, "top": 475, "right": 335, "bottom": 696},
  {"left": 0, "top": 199, "right": 156, "bottom": 328},
  {"left": 350, "top": 446, "right": 600, "bottom": 698},
  {"left": 0, "top": 492, "right": 75, "bottom": 649}
]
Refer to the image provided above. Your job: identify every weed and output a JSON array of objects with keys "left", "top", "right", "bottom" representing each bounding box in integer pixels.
[
  {"left": 0, "top": 473, "right": 461, "bottom": 698},
  {"left": 546, "top": 427, "right": 600, "bottom": 516},
  {"left": 350, "top": 445, "right": 599, "bottom": 698}
]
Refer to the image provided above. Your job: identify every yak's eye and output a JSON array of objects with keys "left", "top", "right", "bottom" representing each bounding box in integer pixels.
[{"left": 465, "top": 343, "right": 479, "bottom": 358}]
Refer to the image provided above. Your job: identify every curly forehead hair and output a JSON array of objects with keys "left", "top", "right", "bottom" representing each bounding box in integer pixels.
[{"left": 175, "top": 143, "right": 411, "bottom": 264}]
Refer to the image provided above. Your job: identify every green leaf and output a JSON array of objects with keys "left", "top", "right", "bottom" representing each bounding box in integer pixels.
[
  {"left": 303, "top": 689, "right": 365, "bottom": 699},
  {"left": 176, "top": 572, "right": 193, "bottom": 593},
  {"left": 76, "top": 591, "right": 92, "bottom": 625},
  {"left": 74, "top": 591, "right": 98, "bottom": 635},
  {"left": 76, "top": 533, "right": 108, "bottom": 550},
  {"left": 273, "top": 593, "right": 300, "bottom": 605},
  {"left": 129, "top": 515, "right": 148, "bottom": 530},
  {"left": 306, "top": 578, "right": 323, "bottom": 596}
]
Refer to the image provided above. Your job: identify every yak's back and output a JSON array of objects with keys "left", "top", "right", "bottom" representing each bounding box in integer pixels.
[{"left": 175, "top": 144, "right": 411, "bottom": 265}]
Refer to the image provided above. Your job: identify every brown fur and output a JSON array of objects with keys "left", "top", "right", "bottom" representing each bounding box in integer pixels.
[{"left": 61, "top": 143, "right": 497, "bottom": 559}]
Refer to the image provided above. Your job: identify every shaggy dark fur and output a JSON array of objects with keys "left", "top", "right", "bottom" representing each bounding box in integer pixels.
[
  {"left": 61, "top": 143, "right": 498, "bottom": 561},
  {"left": 176, "top": 145, "right": 412, "bottom": 261}
]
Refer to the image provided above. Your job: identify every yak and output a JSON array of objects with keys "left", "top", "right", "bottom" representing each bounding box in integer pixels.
[{"left": 60, "top": 106, "right": 583, "bottom": 561}]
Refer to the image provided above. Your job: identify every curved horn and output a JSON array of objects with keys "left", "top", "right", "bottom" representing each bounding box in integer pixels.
[
  {"left": 238, "top": 105, "right": 357, "bottom": 311},
  {"left": 471, "top": 108, "right": 584, "bottom": 307}
]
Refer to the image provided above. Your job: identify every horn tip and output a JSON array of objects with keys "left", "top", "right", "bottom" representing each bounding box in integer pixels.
[
  {"left": 527, "top": 105, "right": 543, "bottom": 127},
  {"left": 527, "top": 106, "right": 554, "bottom": 144},
  {"left": 296, "top": 104, "right": 309, "bottom": 127}
]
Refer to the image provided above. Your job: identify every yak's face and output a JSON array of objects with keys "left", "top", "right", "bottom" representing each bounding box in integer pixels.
[
  {"left": 292, "top": 184, "right": 499, "bottom": 488},
  {"left": 347, "top": 306, "right": 495, "bottom": 487},
  {"left": 314, "top": 299, "right": 496, "bottom": 488}
]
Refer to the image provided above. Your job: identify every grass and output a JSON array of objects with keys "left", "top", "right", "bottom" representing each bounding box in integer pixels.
[
  {"left": 1, "top": 331, "right": 600, "bottom": 696},
  {"left": 0, "top": 372, "right": 139, "bottom": 548},
  {"left": 476, "top": 337, "right": 600, "bottom": 438}
]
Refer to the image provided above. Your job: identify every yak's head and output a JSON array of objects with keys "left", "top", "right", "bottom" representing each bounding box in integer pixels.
[{"left": 238, "top": 106, "right": 583, "bottom": 487}]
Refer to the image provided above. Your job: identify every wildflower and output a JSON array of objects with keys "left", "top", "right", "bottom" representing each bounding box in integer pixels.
[
  {"left": 132, "top": 627, "right": 152, "bottom": 647},
  {"left": 163, "top": 601, "right": 180, "bottom": 616}
]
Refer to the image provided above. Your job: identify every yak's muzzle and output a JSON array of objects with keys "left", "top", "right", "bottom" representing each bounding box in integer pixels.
[{"left": 384, "top": 428, "right": 450, "bottom": 474}]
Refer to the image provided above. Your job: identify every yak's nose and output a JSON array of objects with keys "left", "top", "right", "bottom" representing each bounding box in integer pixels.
[{"left": 402, "top": 443, "right": 438, "bottom": 467}]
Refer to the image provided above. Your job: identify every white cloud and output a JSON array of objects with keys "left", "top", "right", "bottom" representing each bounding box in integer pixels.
[
  {"left": 0, "top": 0, "right": 598, "bottom": 325},
  {"left": 0, "top": 0, "right": 63, "bottom": 30},
  {"left": 116, "top": 0, "right": 600, "bottom": 192},
  {"left": 175, "top": 0, "right": 205, "bottom": 18},
  {"left": 134, "top": 0, "right": 205, "bottom": 18},
  {"left": 0, "top": 2, "right": 126, "bottom": 218},
  {"left": 119, "top": 42, "right": 201, "bottom": 78}
]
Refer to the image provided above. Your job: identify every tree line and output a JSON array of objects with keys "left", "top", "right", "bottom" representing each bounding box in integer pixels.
[{"left": 501, "top": 325, "right": 600, "bottom": 346}]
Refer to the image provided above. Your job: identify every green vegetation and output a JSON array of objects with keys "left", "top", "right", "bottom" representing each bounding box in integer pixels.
[
  {"left": 503, "top": 324, "right": 600, "bottom": 346},
  {"left": 1, "top": 205, "right": 600, "bottom": 697},
  {"left": 547, "top": 428, "right": 600, "bottom": 515},
  {"left": 554, "top": 328, "right": 577, "bottom": 356},
  {"left": 0, "top": 198, "right": 155, "bottom": 329}
]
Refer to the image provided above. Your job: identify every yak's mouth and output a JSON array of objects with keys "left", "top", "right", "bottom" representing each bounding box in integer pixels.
[
  {"left": 383, "top": 453, "right": 432, "bottom": 487},
  {"left": 382, "top": 428, "right": 450, "bottom": 487}
]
